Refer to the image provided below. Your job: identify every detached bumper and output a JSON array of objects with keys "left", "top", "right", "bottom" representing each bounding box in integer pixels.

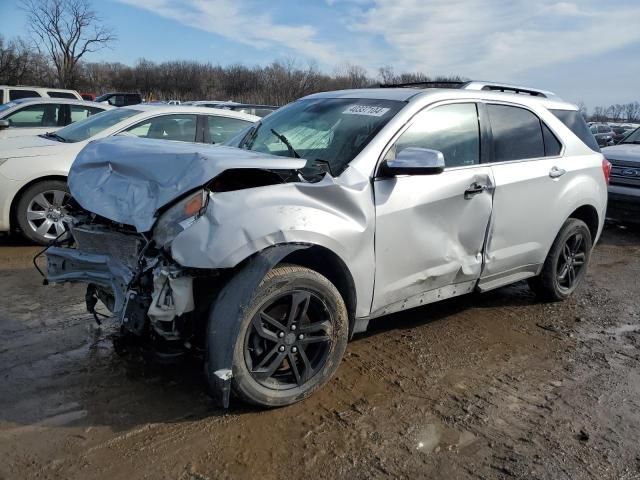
[{"left": 46, "top": 247, "right": 134, "bottom": 314}]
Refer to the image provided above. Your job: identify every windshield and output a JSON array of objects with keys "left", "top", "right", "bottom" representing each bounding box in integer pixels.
[
  {"left": 620, "top": 128, "right": 640, "bottom": 144},
  {"left": 235, "top": 98, "right": 405, "bottom": 176},
  {"left": 54, "top": 108, "right": 139, "bottom": 143}
]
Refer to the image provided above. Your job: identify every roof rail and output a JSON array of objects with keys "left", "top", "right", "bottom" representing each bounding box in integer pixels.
[
  {"left": 379, "top": 81, "right": 465, "bottom": 89},
  {"left": 461, "top": 81, "right": 559, "bottom": 99}
]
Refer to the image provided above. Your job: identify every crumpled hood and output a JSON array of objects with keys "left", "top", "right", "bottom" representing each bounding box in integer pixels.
[
  {"left": 602, "top": 144, "right": 640, "bottom": 163},
  {"left": 68, "top": 136, "right": 307, "bottom": 232}
]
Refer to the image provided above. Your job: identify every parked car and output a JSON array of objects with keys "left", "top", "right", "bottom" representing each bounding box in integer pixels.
[
  {"left": 611, "top": 125, "right": 633, "bottom": 143},
  {"left": 42, "top": 82, "right": 608, "bottom": 408},
  {"left": 589, "top": 123, "right": 615, "bottom": 147},
  {"left": 96, "top": 92, "right": 143, "bottom": 107},
  {"left": 215, "top": 102, "right": 279, "bottom": 117},
  {"left": 0, "top": 98, "right": 111, "bottom": 139},
  {"left": 0, "top": 105, "right": 258, "bottom": 244},
  {"left": 602, "top": 127, "right": 640, "bottom": 224},
  {"left": 0, "top": 85, "right": 82, "bottom": 104},
  {"left": 80, "top": 93, "right": 96, "bottom": 101}
]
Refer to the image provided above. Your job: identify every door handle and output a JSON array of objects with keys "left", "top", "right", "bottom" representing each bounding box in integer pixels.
[
  {"left": 464, "top": 182, "right": 487, "bottom": 199},
  {"left": 549, "top": 166, "right": 567, "bottom": 178}
]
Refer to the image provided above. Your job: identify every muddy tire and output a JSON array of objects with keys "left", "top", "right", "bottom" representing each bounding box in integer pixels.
[
  {"left": 231, "top": 264, "right": 348, "bottom": 407},
  {"left": 15, "top": 179, "right": 70, "bottom": 245},
  {"left": 529, "top": 218, "right": 592, "bottom": 302}
]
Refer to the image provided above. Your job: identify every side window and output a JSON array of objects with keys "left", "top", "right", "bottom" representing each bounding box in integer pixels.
[
  {"left": 9, "top": 89, "right": 41, "bottom": 101},
  {"left": 124, "top": 114, "right": 197, "bottom": 142},
  {"left": 207, "top": 116, "right": 252, "bottom": 144},
  {"left": 487, "top": 104, "right": 544, "bottom": 162},
  {"left": 69, "top": 105, "right": 103, "bottom": 124},
  {"left": 385, "top": 103, "right": 480, "bottom": 167},
  {"left": 125, "top": 95, "right": 141, "bottom": 105},
  {"left": 254, "top": 108, "right": 275, "bottom": 117},
  {"left": 5, "top": 104, "right": 63, "bottom": 127},
  {"left": 47, "top": 91, "right": 77, "bottom": 99},
  {"left": 542, "top": 123, "right": 562, "bottom": 156},
  {"left": 597, "top": 125, "right": 610, "bottom": 134}
]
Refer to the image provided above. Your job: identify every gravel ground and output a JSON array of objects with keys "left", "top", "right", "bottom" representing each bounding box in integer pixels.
[{"left": 0, "top": 224, "right": 639, "bottom": 480}]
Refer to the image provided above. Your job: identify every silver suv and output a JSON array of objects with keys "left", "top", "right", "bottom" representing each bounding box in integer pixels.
[{"left": 44, "top": 82, "right": 610, "bottom": 407}]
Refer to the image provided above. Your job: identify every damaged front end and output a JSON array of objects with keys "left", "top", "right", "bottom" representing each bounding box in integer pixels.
[{"left": 46, "top": 211, "right": 202, "bottom": 357}]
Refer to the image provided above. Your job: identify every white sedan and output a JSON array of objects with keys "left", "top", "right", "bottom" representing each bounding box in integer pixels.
[
  {"left": 0, "top": 98, "right": 113, "bottom": 139},
  {"left": 0, "top": 104, "right": 258, "bottom": 244}
]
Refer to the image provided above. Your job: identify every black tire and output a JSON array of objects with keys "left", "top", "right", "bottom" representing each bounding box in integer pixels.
[
  {"left": 231, "top": 264, "right": 348, "bottom": 407},
  {"left": 528, "top": 218, "right": 592, "bottom": 301},
  {"left": 15, "top": 179, "right": 70, "bottom": 245}
]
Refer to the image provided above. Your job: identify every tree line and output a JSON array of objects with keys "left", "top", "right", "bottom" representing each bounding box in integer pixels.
[
  {"left": 0, "top": 34, "right": 462, "bottom": 105},
  {"left": 588, "top": 103, "right": 640, "bottom": 123}
]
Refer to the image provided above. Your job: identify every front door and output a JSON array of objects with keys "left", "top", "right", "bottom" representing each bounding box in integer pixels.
[{"left": 372, "top": 102, "right": 494, "bottom": 316}]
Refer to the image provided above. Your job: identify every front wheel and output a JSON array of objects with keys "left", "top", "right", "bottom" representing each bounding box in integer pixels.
[
  {"left": 231, "top": 265, "right": 349, "bottom": 407},
  {"left": 15, "top": 179, "right": 71, "bottom": 245},
  {"left": 528, "top": 218, "right": 592, "bottom": 301}
]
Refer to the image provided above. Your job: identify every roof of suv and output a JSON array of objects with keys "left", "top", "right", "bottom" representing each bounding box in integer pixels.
[{"left": 305, "top": 85, "right": 577, "bottom": 111}]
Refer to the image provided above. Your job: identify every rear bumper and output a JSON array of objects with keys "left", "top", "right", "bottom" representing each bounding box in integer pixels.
[{"left": 607, "top": 185, "right": 640, "bottom": 223}]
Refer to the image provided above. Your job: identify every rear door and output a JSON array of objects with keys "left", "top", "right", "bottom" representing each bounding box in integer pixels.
[
  {"left": 478, "top": 103, "right": 565, "bottom": 290},
  {"left": 372, "top": 102, "right": 494, "bottom": 315}
]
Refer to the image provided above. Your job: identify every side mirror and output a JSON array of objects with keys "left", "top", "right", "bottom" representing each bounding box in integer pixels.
[
  {"left": 380, "top": 147, "right": 445, "bottom": 176},
  {"left": 0, "top": 120, "right": 9, "bottom": 129}
]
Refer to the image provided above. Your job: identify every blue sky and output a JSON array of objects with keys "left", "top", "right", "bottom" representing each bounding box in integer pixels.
[{"left": 2, "top": 0, "right": 640, "bottom": 109}]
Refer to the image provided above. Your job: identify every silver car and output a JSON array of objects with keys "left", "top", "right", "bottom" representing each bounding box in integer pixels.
[{"left": 44, "top": 82, "right": 610, "bottom": 407}]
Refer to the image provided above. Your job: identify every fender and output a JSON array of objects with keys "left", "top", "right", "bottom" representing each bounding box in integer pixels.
[{"left": 206, "top": 244, "right": 308, "bottom": 408}]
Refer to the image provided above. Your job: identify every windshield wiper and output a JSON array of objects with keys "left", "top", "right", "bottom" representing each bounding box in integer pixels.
[
  {"left": 241, "top": 122, "right": 262, "bottom": 149},
  {"left": 270, "top": 128, "right": 300, "bottom": 158},
  {"left": 44, "top": 132, "right": 67, "bottom": 143}
]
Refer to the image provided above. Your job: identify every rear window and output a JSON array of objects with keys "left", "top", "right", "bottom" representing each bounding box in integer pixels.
[
  {"left": 551, "top": 110, "right": 600, "bottom": 152},
  {"left": 10, "top": 89, "right": 41, "bottom": 101}
]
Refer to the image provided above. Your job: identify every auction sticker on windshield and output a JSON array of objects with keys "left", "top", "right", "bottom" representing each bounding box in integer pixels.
[{"left": 342, "top": 105, "right": 390, "bottom": 116}]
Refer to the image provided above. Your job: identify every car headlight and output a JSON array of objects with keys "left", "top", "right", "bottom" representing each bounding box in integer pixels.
[{"left": 153, "top": 189, "right": 209, "bottom": 248}]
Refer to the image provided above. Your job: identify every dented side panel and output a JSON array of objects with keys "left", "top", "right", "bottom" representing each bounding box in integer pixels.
[
  {"left": 371, "top": 167, "right": 494, "bottom": 315},
  {"left": 169, "top": 168, "right": 376, "bottom": 318}
]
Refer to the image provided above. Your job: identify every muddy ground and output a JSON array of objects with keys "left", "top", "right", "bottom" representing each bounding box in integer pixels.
[{"left": 0, "top": 225, "right": 639, "bottom": 480}]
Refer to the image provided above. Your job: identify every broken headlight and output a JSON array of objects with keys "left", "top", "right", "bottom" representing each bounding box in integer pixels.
[{"left": 153, "top": 189, "right": 209, "bottom": 248}]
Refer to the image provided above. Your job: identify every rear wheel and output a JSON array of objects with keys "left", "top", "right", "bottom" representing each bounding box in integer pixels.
[
  {"left": 16, "top": 180, "right": 70, "bottom": 245},
  {"left": 231, "top": 265, "right": 348, "bottom": 407},
  {"left": 529, "top": 218, "right": 592, "bottom": 301}
]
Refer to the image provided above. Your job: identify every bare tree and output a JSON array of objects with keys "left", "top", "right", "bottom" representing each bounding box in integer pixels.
[{"left": 22, "top": 0, "right": 115, "bottom": 88}]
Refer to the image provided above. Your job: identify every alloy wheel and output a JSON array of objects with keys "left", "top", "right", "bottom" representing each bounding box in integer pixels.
[
  {"left": 557, "top": 232, "right": 586, "bottom": 292},
  {"left": 26, "top": 189, "right": 70, "bottom": 241},
  {"left": 244, "top": 290, "right": 333, "bottom": 390}
]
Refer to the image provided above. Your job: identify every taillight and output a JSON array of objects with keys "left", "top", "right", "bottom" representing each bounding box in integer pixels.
[{"left": 602, "top": 158, "right": 612, "bottom": 184}]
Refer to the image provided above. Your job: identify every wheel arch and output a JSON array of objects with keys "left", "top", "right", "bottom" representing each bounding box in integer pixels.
[
  {"left": 567, "top": 204, "right": 599, "bottom": 245},
  {"left": 279, "top": 244, "right": 358, "bottom": 338},
  {"left": 9, "top": 175, "right": 68, "bottom": 231}
]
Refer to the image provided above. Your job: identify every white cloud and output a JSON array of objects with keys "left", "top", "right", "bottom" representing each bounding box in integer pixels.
[
  {"left": 350, "top": 0, "right": 640, "bottom": 80},
  {"left": 116, "top": 0, "right": 341, "bottom": 65}
]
